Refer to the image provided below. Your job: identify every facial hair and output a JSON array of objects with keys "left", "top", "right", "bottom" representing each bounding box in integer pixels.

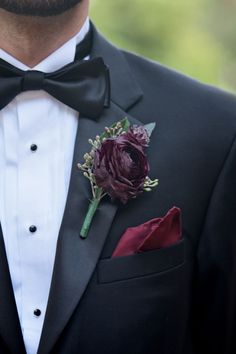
[{"left": 0, "top": 0, "right": 82, "bottom": 16}]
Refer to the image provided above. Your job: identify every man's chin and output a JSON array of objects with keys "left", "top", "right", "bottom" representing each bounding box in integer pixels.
[{"left": 0, "top": 0, "right": 82, "bottom": 17}]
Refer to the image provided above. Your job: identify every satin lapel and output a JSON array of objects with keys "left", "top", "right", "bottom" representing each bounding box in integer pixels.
[
  {"left": 89, "top": 22, "right": 143, "bottom": 111},
  {"left": 0, "top": 224, "right": 26, "bottom": 354},
  {"left": 37, "top": 102, "right": 143, "bottom": 354}
]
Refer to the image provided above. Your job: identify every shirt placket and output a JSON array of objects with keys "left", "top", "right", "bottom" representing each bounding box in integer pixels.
[{"left": 16, "top": 92, "right": 58, "bottom": 353}]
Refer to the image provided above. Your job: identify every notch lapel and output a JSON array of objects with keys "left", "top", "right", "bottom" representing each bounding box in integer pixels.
[
  {"left": 0, "top": 225, "right": 26, "bottom": 354},
  {"left": 38, "top": 24, "right": 144, "bottom": 354},
  {"left": 90, "top": 22, "right": 143, "bottom": 111}
]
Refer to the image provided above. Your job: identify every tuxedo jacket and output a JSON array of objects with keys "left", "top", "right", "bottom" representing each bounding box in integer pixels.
[{"left": 0, "top": 23, "right": 236, "bottom": 354}]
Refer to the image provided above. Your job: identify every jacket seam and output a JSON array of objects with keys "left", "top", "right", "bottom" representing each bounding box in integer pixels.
[{"left": 196, "top": 130, "right": 236, "bottom": 251}]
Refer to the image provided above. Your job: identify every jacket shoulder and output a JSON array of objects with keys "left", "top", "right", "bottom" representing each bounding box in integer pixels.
[{"left": 122, "top": 50, "right": 236, "bottom": 130}]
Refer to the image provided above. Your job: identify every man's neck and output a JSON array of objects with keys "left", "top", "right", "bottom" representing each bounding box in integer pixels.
[{"left": 0, "top": 2, "right": 89, "bottom": 68}]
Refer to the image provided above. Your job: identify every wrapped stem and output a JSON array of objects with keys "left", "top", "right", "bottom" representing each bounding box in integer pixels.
[{"left": 80, "top": 198, "right": 101, "bottom": 239}]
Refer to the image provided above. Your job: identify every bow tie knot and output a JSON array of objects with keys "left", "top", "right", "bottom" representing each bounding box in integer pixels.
[{"left": 22, "top": 70, "right": 45, "bottom": 91}]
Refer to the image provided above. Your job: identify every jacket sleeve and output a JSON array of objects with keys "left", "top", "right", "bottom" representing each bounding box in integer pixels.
[{"left": 192, "top": 133, "right": 236, "bottom": 354}]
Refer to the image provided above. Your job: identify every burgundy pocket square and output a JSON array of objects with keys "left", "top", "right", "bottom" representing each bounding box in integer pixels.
[{"left": 112, "top": 207, "right": 182, "bottom": 258}]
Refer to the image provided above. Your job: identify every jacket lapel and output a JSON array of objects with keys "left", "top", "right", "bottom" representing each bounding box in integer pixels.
[
  {"left": 0, "top": 225, "right": 26, "bottom": 354},
  {"left": 37, "top": 24, "right": 143, "bottom": 354},
  {"left": 90, "top": 22, "right": 143, "bottom": 110}
]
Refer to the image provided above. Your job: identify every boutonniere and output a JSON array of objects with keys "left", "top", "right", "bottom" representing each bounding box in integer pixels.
[{"left": 78, "top": 118, "right": 158, "bottom": 238}]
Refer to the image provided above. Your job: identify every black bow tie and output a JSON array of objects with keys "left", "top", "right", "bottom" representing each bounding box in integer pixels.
[{"left": 0, "top": 29, "right": 110, "bottom": 119}]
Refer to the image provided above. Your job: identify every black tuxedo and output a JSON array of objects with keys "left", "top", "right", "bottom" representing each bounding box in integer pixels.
[{"left": 0, "top": 23, "right": 236, "bottom": 354}]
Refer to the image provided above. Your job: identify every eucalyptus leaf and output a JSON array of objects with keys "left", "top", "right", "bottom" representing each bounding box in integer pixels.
[{"left": 144, "top": 122, "right": 156, "bottom": 138}]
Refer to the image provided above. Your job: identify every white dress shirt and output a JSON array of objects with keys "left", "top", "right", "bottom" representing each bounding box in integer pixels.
[{"left": 0, "top": 17, "right": 89, "bottom": 354}]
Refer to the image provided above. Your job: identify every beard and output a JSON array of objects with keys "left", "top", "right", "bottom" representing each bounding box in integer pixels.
[{"left": 0, "top": 0, "right": 82, "bottom": 16}]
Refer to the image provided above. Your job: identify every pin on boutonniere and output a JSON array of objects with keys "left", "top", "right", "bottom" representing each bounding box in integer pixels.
[{"left": 78, "top": 118, "right": 158, "bottom": 239}]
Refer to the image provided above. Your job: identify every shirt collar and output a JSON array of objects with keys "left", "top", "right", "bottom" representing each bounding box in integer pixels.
[{"left": 0, "top": 17, "right": 90, "bottom": 73}]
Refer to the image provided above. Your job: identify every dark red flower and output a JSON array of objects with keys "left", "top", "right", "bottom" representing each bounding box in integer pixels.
[{"left": 93, "top": 133, "right": 149, "bottom": 203}]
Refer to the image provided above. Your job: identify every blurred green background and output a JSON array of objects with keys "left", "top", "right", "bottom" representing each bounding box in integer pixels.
[{"left": 90, "top": 0, "right": 236, "bottom": 93}]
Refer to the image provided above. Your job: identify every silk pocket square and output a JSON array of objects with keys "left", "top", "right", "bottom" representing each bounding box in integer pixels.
[{"left": 112, "top": 207, "right": 182, "bottom": 258}]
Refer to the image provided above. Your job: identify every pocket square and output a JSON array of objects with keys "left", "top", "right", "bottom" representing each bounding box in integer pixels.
[{"left": 112, "top": 207, "right": 182, "bottom": 258}]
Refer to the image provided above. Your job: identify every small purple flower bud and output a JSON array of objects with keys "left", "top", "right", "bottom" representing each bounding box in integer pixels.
[{"left": 128, "top": 125, "right": 150, "bottom": 147}]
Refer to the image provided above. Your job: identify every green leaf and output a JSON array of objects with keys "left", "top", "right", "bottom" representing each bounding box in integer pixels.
[
  {"left": 144, "top": 122, "right": 156, "bottom": 138},
  {"left": 121, "top": 117, "right": 131, "bottom": 132}
]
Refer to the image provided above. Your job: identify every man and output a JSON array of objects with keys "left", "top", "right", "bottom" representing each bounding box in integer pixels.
[{"left": 0, "top": 1, "right": 235, "bottom": 354}]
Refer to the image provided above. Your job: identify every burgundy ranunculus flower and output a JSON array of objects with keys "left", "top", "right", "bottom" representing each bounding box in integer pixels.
[{"left": 93, "top": 133, "right": 149, "bottom": 203}]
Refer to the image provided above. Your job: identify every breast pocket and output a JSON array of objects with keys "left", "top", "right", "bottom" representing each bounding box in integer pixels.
[{"left": 97, "top": 238, "right": 185, "bottom": 284}]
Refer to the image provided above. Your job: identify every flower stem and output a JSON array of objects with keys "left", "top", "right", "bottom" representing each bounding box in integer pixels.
[{"left": 80, "top": 198, "right": 101, "bottom": 239}]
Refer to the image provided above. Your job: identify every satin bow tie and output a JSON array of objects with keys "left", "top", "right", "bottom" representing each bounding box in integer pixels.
[{"left": 0, "top": 56, "right": 110, "bottom": 119}]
